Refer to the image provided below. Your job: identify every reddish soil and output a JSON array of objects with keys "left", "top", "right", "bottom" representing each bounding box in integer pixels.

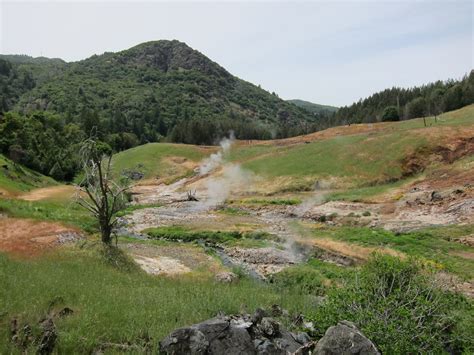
[{"left": 0, "top": 217, "right": 82, "bottom": 257}]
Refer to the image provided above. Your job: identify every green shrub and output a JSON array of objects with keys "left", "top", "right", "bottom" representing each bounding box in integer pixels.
[
  {"left": 309, "top": 254, "right": 473, "bottom": 353},
  {"left": 269, "top": 265, "right": 327, "bottom": 296},
  {"left": 381, "top": 106, "right": 399, "bottom": 122},
  {"left": 144, "top": 226, "right": 280, "bottom": 244}
]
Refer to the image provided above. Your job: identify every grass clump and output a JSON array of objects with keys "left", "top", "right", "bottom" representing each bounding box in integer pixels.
[
  {"left": 309, "top": 254, "right": 473, "bottom": 354},
  {"left": 144, "top": 226, "right": 279, "bottom": 245},
  {"left": 216, "top": 206, "right": 250, "bottom": 216},
  {"left": 100, "top": 246, "right": 141, "bottom": 273}
]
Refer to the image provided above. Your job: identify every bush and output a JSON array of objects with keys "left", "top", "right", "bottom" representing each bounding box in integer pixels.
[
  {"left": 309, "top": 254, "right": 473, "bottom": 353},
  {"left": 405, "top": 97, "right": 427, "bottom": 119},
  {"left": 269, "top": 265, "right": 327, "bottom": 296},
  {"left": 381, "top": 106, "right": 399, "bottom": 121}
]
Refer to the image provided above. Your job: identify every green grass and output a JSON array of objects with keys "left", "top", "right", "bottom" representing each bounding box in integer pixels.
[
  {"left": 269, "top": 258, "right": 353, "bottom": 296},
  {"left": 216, "top": 206, "right": 251, "bottom": 216},
  {"left": 0, "top": 198, "right": 96, "bottom": 233},
  {"left": 0, "top": 154, "right": 56, "bottom": 194},
  {"left": 144, "top": 226, "right": 280, "bottom": 246},
  {"left": 309, "top": 225, "right": 474, "bottom": 279},
  {"left": 394, "top": 104, "right": 474, "bottom": 129},
  {"left": 226, "top": 105, "right": 474, "bottom": 192},
  {"left": 112, "top": 143, "right": 211, "bottom": 180},
  {"left": 241, "top": 132, "right": 425, "bottom": 185},
  {"left": 0, "top": 249, "right": 312, "bottom": 353},
  {"left": 324, "top": 178, "right": 413, "bottom": 202}
]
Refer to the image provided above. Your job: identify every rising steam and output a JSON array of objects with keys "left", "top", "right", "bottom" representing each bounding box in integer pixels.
[
  {"left": 197, "top": 132, "right": 254, "bottom": 207},
  {"left": 199, "top": 132, "right": 235, "bottom": 175}
]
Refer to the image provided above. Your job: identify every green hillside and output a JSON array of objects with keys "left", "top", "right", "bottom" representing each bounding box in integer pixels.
[
  {"left": 237, "top": 105, "right": 474, "bottom": 189},
  {"left": 112, "top": 105, "right": 474, "bottom": 198},
  {"left": 288, "top": 99, "right": 338, "bottom": 114},
  {"left": 112, "top": 143, "right": 212, "bottom": 181},
  {"left": 3, "top": 40, "right": 317, "bottom": 145},
  {"left": 0, "top": 154, "right": 56, "bottom": 195}
]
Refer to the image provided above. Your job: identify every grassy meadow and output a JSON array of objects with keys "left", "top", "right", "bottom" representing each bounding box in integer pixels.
[
  {"left": 0, "top": 105, "right": 473, "bottom": 353},
  {"left": 0, "top": 248, "right": 313, "bottom": 353}
]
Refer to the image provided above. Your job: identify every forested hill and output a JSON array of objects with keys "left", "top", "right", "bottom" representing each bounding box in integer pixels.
[
  {"left": 0, "top": 40, "right": 322, "bottom": 145},
  {"left": 332, "top": 72, "right": 474, "bottom": 125}
]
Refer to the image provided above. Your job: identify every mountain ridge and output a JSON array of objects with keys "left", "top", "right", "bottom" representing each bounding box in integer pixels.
[{"left": 1, "top": 40, "right": 328, "bottom": 145}]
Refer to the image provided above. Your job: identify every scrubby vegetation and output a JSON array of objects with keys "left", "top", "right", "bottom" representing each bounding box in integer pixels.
[{"left": 309, "top": 255, "right": 474, "bottom": 353}]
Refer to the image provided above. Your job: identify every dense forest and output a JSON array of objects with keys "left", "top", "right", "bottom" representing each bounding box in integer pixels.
[
  {"left": 0, "top": 40, "right": 473, "bottom": 181},
  {"left": 333, "top": 72, "right": 474, "bottom": 125},
  {"left": 0, "top": 40, "right": 323, "bottom": 146}
]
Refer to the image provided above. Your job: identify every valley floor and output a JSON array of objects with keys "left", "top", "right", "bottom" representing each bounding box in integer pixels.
[{"left": 1, "top": 106, "right": 473, "bottom": 352}]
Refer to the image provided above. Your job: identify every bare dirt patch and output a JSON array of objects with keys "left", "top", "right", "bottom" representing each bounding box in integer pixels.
[
  {"left": 0, "top": 217, "right": 82, "bottom": 257},
  {"left": 450, "top": 250, "right": 474, "bottom": 260},
  {"left": 456, "top": 235, "right": 474, "bottom": 247},
  {"left": 133, "top": 255, "right": 192, "bottom": 275},
  {"left": 0, "top": 187, "right": 14, "bottom": 198},
  {"left": 18, "top": 185, "right": 76, "bottom": 202},
  {"left": 121, "top": 242, "right": 223, "bottom": 276}
]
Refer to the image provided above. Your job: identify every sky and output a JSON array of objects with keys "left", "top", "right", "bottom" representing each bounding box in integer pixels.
[{"left": 0, "top": 0, "right": 472, "bottom": 107}]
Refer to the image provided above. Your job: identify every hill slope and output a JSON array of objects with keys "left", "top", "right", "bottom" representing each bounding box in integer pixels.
[
  {"left": 114, "top": 105, "right": 474, "bottom": 195},
  {"left": 288, "top": 99, "right": 338, "bottom": 114},
  {"left": 0, "top": 154, "right": 56, "bottom": 196},
  {"left": 5, "top": 40, "right": 317, "bottom": 144}
]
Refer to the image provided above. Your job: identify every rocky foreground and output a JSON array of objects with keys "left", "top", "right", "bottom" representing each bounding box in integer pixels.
[{"left": 160, "top": 308, "right": 379, "bottom": 355}]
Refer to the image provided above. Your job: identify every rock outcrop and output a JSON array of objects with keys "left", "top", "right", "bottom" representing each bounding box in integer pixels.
[
  {"left": 314, "top": 320, "right": 380, "bottom": 355},
  {"left": 159, "top": 309, "right": 313, "bottom": 354}
]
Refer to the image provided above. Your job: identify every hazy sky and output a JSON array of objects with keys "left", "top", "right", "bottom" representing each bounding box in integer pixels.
[{"left": 1, "top": 0, "right": 472, "bottom": 106}]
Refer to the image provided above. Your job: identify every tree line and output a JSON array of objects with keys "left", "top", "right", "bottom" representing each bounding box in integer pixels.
[
  {"left": 1, "top": 50, "right": 473, "bottom": 183},
  {"left": 332, "top": 71, "right": 474, "bottom": 124}
]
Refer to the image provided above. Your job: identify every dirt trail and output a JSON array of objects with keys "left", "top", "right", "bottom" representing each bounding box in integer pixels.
[
  {"left": 0, "top": 217, "right": 82, "bottom": 257},
  {"left": 18, "top": 185, "right": 76, "bottom": 201}
]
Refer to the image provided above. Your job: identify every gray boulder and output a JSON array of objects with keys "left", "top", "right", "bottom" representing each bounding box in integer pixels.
[
  {"left": 160, "top": 317, "right": 254, "bottom": 355},
  {"left": 314, "top": 321, "right": 379, "bottom": 355}
]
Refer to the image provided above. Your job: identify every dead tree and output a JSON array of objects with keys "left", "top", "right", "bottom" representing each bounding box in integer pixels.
[
  {"left": 186, "top": 190, "right": 199, "bottom": 201},
  {"left": 76, "top": 138, "right": 129, "bottom": 245}
]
